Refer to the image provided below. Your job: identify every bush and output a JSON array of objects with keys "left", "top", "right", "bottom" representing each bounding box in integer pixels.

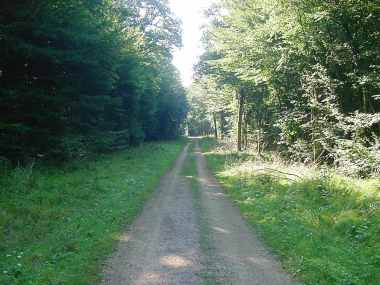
[
  {"left": 50, "top": 136, "right": 89, "bottom": 162},
  {"left": 0, "top": 156, "right": 11, "bottom": 173},
  {"left": 88, "top": 130, "right": 130, "bottom": 153},
  {"left": 334, "top": 138, "right": 380, "bottom": 178}
]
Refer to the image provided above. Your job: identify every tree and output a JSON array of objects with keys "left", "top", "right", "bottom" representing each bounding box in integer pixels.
[
  {"left": 190, "top": 0, "right": 380, "bottom": 176},
  {"left": 0, "top": 0, "right": 188, "bottom": 162}
]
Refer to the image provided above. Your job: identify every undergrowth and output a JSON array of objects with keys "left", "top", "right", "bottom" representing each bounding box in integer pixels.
[
  {"left": 0, "top": 140, "right": 185, "bottom": 284},
  {"left": 200, "top": 137, "right": 380, "bottom": 285}
]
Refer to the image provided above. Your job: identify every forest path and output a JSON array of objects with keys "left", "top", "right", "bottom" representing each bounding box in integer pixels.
[
  {"left": 102, "top": 139, "right": 300, "bottom": 285},
  {"left": 193, "top": 140, "right": 299, "bottom": 284}
]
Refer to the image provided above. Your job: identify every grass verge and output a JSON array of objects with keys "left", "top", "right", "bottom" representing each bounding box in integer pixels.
[
  {"left": 199, "top": 137, "right": 380, "bottom": 285},
  {"left": 0, "top": 140, "right": 185, "bottom": 284}
]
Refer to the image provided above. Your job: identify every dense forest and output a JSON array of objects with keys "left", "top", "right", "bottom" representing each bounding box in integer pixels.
[
  {"left": 0, "top": 0, "right": 187, "bottom": 163},
  {"left": 188, "top": 0, "right": 380, "bottom": 177},
  {"left": 1, "top": 1, "right": 380, "bottom": 284}
]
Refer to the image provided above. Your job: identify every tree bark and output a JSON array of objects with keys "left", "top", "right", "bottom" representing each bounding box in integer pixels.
[
  {"left": 220, "top": 111, "right": 225, "bottom": 139},
  {"left": 312, "top": 87, "right": 317, "bottom": 162},
  {"left": 237, "top": 89, "right": 244, "bottom": 152},
  {"left": 244, "top": 113, "right": 248, "bottom": 149},
  {"left": 213, "top": 113, "right": 218, "bottom": 139},
  {"left": 362, "top": 88, "right": 368, "bottom": 113},
  {"left": 257, "top": 129, "right": 261, "bottom": 155}
]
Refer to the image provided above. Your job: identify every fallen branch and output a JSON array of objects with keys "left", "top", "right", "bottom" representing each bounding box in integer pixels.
[
  {"left": 249, "top": 172, "right": 297, "bottom": 182},
  {"left": 253, "top": 168, "right": 302, "bottom": 179}
]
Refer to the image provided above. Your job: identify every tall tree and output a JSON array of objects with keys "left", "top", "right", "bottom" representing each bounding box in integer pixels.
[
  {"left": 0, "top": 0, "right": 188, "bottom": 162},
  {"left": 191, "top": 0, "right": 380, "bottom": 176}
]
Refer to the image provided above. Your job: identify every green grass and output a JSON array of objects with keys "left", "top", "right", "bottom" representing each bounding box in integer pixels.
[
  {"left": 0, "top": 140, "right": 185, "bottom": 285},
  {"left": 199, "top": 137, "right": 380, "bottom": 285}
]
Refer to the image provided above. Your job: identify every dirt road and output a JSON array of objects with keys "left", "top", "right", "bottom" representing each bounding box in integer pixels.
[{"left": 102, "top": 140, "right": 299, "bottom": 285}]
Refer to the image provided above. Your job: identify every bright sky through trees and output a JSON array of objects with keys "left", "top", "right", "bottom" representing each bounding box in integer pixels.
[{"left": 169, "top": 0, "right": 215, "bottom": 87}]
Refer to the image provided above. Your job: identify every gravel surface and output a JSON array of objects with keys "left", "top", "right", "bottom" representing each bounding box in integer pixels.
[
  {"left": 102, "top": 140, "right": 300, "bottom": 285},
  {"left": 194, "top": 141, "right": 299, "bottom": 285}
]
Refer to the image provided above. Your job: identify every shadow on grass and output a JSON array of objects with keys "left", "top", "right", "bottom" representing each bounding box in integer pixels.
[{"left": 0, "top": 141, "right": 185, "bottom": 285}]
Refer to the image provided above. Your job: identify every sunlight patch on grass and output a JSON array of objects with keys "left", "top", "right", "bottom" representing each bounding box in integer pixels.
[{"left": 199, "top": 137, "right": 380, "bottom": 285}]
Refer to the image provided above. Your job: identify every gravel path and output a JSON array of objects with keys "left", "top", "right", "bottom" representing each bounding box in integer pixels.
[
  {"left": 194, "top": 141, "right": 299, "bottom": 285},
  {"left": 102, "top": 140, "right": 300, "bottom": 285}
]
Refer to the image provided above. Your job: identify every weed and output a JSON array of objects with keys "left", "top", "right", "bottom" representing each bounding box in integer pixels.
[
  {"left": 0, "top": 140, "right": 185, "bottom": 284},
  {"left": 200, "top": 138, "right": 380, "bottom": 285}
]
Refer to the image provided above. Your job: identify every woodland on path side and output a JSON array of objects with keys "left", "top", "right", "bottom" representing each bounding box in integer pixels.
[
  {"left": 188, "top": 0, "right": 380, "bottom": 178},
  {"left": 0, "top": 0, "right": 188, "bottom": 165}
]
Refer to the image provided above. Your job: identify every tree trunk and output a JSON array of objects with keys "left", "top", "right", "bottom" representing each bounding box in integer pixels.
[
  {"left": 312, "top": 112, "right": 316, "bottom": 162},
  {"left": 244, "top": 113, "right": 248, "bottom": 149},
  {"left": 257, "top": 129, "right": 261, "bottom": 155},
  {"left": 220, "top": 111, "right": 225, "bottom": 139},
  {"left": 213, "top": 113, "right": 218, "bottom": 139},
  {"left": 237, "top": 90, "right": 244, "bottom": 152},
  {"left": 362, "top": 88, "right": 368, "bottom": 113},
  {"left": 312, "top": 87, "right": 317, "bottom": 162}
]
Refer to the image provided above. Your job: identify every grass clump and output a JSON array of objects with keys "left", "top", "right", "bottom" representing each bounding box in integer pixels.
[
  {"left": 0, "top": 140, "right": 185, "bottom": 284},
  {"left": 200, "top": 137, "right": 380, "bottom": 285}
]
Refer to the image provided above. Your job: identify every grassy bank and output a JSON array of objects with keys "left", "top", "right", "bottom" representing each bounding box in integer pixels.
[
  {"left": 0, "top": 140, "right": 185, "bottom": 285},
  {"left": 200, "top": 138, "right": 380, "bottom": 285}
]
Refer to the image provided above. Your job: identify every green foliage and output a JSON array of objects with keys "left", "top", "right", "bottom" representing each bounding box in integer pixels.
[
  {"left": 186, "top": 84, "right": 215, "bottom": 136},
  {"left": 200, "top": 138, "right": 380, "bottom": 285},
  {"left": 334, "top": 137, "right": 380, "bottom": 177},
  {"left": 0, "top": 0, "right": 187, "bottom": 163},
  {"left": 0, "top": 140, "right": 185, "bottom": 284},
  {"left": 192, "top": 0, "right": 380, "bottom": 176}
]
